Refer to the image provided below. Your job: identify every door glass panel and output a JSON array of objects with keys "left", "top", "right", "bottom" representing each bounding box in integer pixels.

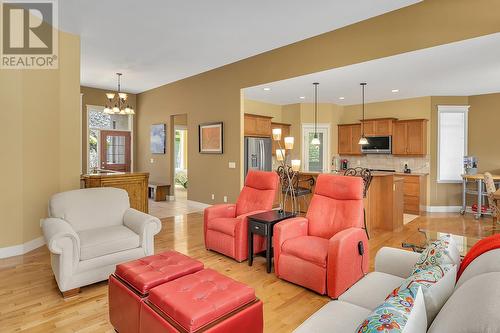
[
  {"left": 308, "top": 132, "right": 324, "bottom": 172},
  {"left": 89, "top": 109, "right": 131, "bottom": 130},
  {"left": 106, "top": 135, "right": 126, "bottom": 164},
  {"left": 89, "top": 129, "right": 99, "bottom": 169}
]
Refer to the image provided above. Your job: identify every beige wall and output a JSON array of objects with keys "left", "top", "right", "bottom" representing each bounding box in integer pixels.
[
  {"left": 244, "top": 99, "right": 282, "bottom": 122},
  {"left": 0, "top": 31, "right": 81, "bottom": 248},
  {"left": 80, "top": 86, "right": 137, "bottom": 173},
  {"left": 136, "top": 0, "right": 500, "bottom": 204},
  {"left": 468, "top": 93, "right": 500, "bottom": 174}
]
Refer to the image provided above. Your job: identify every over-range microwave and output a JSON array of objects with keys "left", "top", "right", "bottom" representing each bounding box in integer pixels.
[{"left": 361, "top": 136, "right": 392, "bottom": 154}]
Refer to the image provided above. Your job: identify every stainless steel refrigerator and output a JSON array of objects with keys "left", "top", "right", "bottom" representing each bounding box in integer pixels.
[{"left": 244, "top": 137, "right": 272, "bottom": 176}]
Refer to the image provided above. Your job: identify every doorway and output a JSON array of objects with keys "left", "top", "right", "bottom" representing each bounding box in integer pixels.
[
  {"left": 174, "top": 124, "right": 188, "bottom": 200},
  {"left": 87, "top": 105, "right": 133, "bottom": 173}
]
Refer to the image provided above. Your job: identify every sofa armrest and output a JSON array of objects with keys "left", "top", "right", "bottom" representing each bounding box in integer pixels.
[
  {"left": 327, "top": 227, "right": 368, "bottom": 298},
  {"left": 273, "top": 217, "right": 308, "bottom": 276},
  {"left": 375, "top": 247, "right": 420, "bottom": 278},
  {"left": 124, "top": 208, "right": 162, "bottom": 255},
  {"left": 203, "top": 204, "right": 236, "bottom": 238}
]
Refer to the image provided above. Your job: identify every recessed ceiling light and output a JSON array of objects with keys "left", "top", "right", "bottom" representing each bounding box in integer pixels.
[
  {"left": 391, "top": 89, "right": 399, "bottom": 93},
  {"left": 339, "top": 97, "right": 345, "bottom": 100},
  {"left": 299, "top": 96, "right": 306, "bottom": 99},
  {"left": 263, "top": 87, "right": 271, "bottom": 91}
]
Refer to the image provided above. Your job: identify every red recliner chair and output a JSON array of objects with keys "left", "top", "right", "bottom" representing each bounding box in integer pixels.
[
  {"left": 273, "top": 174, "right": 368, "bottom": 298},
  {"left": 204, "top": 170, "right": 279, "bottom": 262}
]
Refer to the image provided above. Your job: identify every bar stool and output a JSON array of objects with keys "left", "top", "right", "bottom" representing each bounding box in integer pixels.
[{"left": 344, "top": 167, "right": 372, "bottom": 238}]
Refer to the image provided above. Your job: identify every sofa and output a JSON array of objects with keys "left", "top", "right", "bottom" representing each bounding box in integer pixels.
[
  {"left": 274, "top": 174, "right": 368, "bottom": 298},
  {"left": 294, "top": 246, "right": 500, "bottom": 332},
  {"left": 204, "top": 170, "right": 279, "bottom": 262},
  {"left": 42, "top": 187, "right": 162, "bottom": 296}
]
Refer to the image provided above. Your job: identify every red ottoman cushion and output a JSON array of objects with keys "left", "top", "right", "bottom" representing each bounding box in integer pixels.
[
  {"left": 116, "top": 250, "right": 204, "bottom": 294},
  {"left": 143, "top": 268, "right": 261, "bottom": 333},
  {"left": 109, "top": 251, "right": 204, "bottom": 333}
]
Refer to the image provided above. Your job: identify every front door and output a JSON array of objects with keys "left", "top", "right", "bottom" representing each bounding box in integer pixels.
[{"left": 100, "top": 130, "right": 131, "bottom": 172}]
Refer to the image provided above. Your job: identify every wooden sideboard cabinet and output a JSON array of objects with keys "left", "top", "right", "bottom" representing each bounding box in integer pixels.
[
  {"left": 81, "top": 172, "right": 149, "bottom": 213},
  {"left": 393, "top": 119, "right": 428, "bottom": 156},
  {"left": 244, "top": 114, "right": 273, "bottom": 137},
  {"left": 271, "top": 122, "right": 291, "bottom": 155},
  {"left": 338, "top": 124, "right": 362, "bottom": 155}
]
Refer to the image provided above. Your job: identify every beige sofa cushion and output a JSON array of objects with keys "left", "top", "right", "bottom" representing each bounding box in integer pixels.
[
  {"left": 339, "top": 271, "right": 405, "bottom": 310},
  {"left": 78, "top": 225, "right": 140, "bottom": 261},
  {"left": 429, "top": 272, "right": 500, "bottom": 333},
  {"left": 293, "top": 301, "right": 370, "bottom": 333}
]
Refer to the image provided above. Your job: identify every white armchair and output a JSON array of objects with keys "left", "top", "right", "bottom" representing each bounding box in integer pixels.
[{"left": 42, "top": 187, "right": 161, "bottom": 297}]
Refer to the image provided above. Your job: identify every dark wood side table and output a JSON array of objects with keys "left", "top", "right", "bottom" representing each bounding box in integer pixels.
[{"left": 248, "top": 210, "right": 296, "bottom": 273}]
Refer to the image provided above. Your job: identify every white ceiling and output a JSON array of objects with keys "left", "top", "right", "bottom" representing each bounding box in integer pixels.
[
  {"left": 59, "top": 0, "right": 421, "bottom": 93},
  {"left": 244, "top": 33, "right": 500, "bottom": 105}
]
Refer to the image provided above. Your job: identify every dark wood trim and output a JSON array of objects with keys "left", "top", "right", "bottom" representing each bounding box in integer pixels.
[{"left": 62, "top": 288, "right": 80, "bottom": 298}]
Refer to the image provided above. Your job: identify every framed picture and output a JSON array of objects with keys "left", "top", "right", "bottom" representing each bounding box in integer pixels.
[
  {"left": 199, "top": 122, "right": 223, "bottom": 154},
  {"left": 150, "top": 123, "right": 166, "bottom": 154}
]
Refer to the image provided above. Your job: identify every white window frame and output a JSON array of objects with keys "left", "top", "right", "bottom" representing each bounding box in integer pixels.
[
  {"left": 86, "top": 105, "right": 134, "bottom": 173},
  {"left": 437, "top": 105, "right": 469, "bottom": 183},
  {"left": 302, "top": 123, "right": 330, "bottom": 173}
]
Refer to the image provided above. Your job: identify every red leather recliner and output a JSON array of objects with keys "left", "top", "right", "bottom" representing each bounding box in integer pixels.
[
  {"left": 273, "top": 174, "right": 369, "bottom": 298},
  {"left": 204, "top": 170, "right": 279, "bottom": 262}
]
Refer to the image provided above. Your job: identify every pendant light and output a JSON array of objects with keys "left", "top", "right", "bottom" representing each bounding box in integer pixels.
[
  {"left": 311, "top": 82, "right": 321, "bottom": 145},
  {"left": 103, "top": 73, "right": 135, "bottom": 115},
  {"left": 358, "top": 82, "right": 369, "bottom": 145}
]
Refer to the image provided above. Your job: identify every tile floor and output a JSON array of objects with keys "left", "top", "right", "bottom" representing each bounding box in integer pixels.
[{"left": 149, "top": 186, "right": 210, "bottom": 219}]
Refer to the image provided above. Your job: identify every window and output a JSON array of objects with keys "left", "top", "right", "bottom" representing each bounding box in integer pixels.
[
  {"left": 437, "top": 105, "right": 469, "bottom": 183},
  {"left": 302, "top": 124, "right": 330, "bottom": 172}
]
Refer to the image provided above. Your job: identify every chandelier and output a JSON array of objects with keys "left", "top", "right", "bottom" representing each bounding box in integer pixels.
[{"left": 103, "top": 73, "right": 135, "bottom": 115}]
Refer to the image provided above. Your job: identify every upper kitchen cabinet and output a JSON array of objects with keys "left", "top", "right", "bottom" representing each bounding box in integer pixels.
[
  {"left": 361, "top": 118, "right": 396, "bottom": 136},
  {"left": 244, "top": 113, "right": 272, "bottom": 137},
  {"left": 393, "top": 119, "right": 428, "bottom": 155},
  {"left": 338, "top": 124, "right": 362, "bottom": 155},
  {"left": 271, "top": 122, "right": 291, "bottom": 155}
]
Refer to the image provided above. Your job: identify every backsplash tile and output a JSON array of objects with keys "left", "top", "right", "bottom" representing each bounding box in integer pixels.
[{"left": 338, "top": 154, "right": 430, "bottom": 174}]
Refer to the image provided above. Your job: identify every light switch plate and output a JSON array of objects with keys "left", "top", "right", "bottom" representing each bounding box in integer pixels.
[
  {"left": 150, "top": 158, "right": 154, "bottom": 163},
  {"left": 228, "top": 162, "right": 236, "bottom": 169},
  {"left": 223, "top": 196, "right": 228, "bottom": 203},
  {"left": 211, "top": 194, "right": 215, "bottom": 200}
]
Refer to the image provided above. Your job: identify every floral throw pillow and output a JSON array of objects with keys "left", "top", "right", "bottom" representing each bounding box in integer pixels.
[
  {"left": 412, "top": 234, "right": 460, "bottom": 274},
  {"left": 356, "top": 286, "right": 424, "bottom": 333},
  {"left": 388, "top": 264, "right": 457, "bottom": 325}
]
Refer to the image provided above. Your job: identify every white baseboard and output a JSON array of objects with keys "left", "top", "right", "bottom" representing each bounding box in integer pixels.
[
  {"left": 424, "top": 206, "right": 462, "bottom": 213},
  {"left": 187, "top": 200, "right": 210, "bottom": 208},
  {"left": 167, "top": 195, "right": 175, "bottom": 201},
  {"left": 0, "top": 236, "right": 45, "bottom": 259}
]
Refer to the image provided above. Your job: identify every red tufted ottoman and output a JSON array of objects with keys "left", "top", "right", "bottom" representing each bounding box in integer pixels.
[
  {"left": 140, "top": 268, "right": 263, "bottom": 333},
  {"left": 109, "top": 250, "right": 204, "bottom": 333}
]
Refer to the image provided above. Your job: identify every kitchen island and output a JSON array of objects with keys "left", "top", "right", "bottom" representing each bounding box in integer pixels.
[{"left": 292, "top": 171, "right": 404, "bottom": 233}]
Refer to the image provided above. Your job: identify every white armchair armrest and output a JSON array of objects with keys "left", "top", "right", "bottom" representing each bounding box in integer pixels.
[
  {"left": 42, "top": 217, "right": 80, "bottom": 258},
  {"left": 375, "top": 247, "right": 421, "bottom": 278},
  {"left": 123, "top": 208, "right": 162, "bottom": 255}
]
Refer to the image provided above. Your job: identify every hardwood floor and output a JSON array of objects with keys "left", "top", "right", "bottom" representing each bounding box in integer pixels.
[{"left": 0, "top": 212, "right": 498, "bottom": 332}]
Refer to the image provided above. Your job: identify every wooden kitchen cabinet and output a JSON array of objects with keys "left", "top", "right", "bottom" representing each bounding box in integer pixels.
[
  {"left": 338, "top": 124, "right": 362, "bottom": 155},
  {"left": 393, "top": 119, "right": 428, "bottom": 155},
  {"left": 362, "top": 118, "right": 396, "bottom": 136},
  {"left": 271, "top": 122, "right": 291, "bottom": 155},
  {"left": 244, "top": 114, "right": 273, "bottom": 137},
  {"left": 401, "top": 174, "right": 427, "bottom": 214}
]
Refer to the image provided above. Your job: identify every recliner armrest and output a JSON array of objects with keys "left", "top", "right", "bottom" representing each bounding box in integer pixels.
[
  {"left": 124, "top": 208, "right": 162, "bottom": 255},
  {"left": 204, "top": 204, "right": 237, "bottom": 220},
  {"left": 273, "top": 217, "right": 308, "bottom": 276},
  {"left": 375, "top": 247, "right": 420, "bottom": 278},
  {"left": 327, "top": 227, "right": 368, "bottom": 298}
]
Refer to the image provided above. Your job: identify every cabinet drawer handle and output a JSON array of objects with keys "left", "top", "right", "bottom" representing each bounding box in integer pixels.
[{"left": 255, "top": 226, "right": 259, "bottom": 229}]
